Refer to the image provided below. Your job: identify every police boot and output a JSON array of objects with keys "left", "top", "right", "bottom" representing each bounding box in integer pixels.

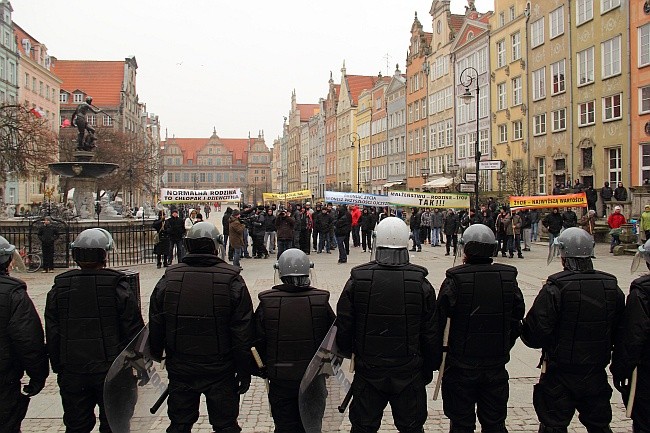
[
  {"left": 483, "top": 422, "right": 508, "bottom": 433},
  {"left": 538, "top": 424, "right": 568, "bottom": 433}
]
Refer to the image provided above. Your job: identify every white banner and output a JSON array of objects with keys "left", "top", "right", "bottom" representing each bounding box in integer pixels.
[
  {"left": 388, "top": 190, "right": 470, "bottom": 209},
  {"left": 324, "top": 191, "right": 390, "bottom": 207},
  {"left": 160, "top": 188, "right": 242, "bottom": 204}
]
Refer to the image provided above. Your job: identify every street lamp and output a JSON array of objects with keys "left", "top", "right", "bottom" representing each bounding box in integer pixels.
[
  {"left": 422, "top": 60, "right": 431, "bottom": 184},
  {"left": 420, "top": 167, "right": 430, "bottom": 191},
  {"left": 349, "top": 132, "right": 361, "bottom": 193},
  {"left": 459, "top": 66, "right": 480, "bottom": 212}
]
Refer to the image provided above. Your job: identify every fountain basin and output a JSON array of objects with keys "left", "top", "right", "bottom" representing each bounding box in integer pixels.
[{"left": 49, "top": 162, "right": 119, "bottom": 179}]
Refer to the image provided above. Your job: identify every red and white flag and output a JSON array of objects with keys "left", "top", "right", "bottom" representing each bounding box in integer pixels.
[{"left": 29, "top": 107, "right": 43, "bottom": 118}]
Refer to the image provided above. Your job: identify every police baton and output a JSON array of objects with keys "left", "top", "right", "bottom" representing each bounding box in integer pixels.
[
  {"left": 251, "top": 347, "right": 271, "bottom": 411},
  {"left": 433, "top": 318, "right": 451, "bottom": 400},
  {"left": 150, "top": 387, "right": 169, "bottom": 414},
  {"left": 626, "top": 367, "right": 638, "bottom": 418}
]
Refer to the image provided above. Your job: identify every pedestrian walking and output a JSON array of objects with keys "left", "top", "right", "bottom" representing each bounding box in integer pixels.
[
  {"left": 254, "top": 249, "right": 335, "bottom": 433},
  {"left": 149, "top": 222, "right": 254, "bottom": 433},
  {"left": 542, "top": 208, "right": 563, "bottom": 248},
  {"left": 165, "top": 209, "right": 186, "bottom": 264},
  {"left": 421, "top": 208, "right": 432, "bottom": 244},
  {"left": 437, "top": 224, "right": 525, "bottom": 433},
  {"left": 410, "top": 207, "right": 422, "bottom": 252},
  {"left": 336, "top": 217, "right": 437, "bottom": 433},
  {"left": 360, "top": 207, "right": 374, "bottom": 252},
  {"left": 0, "top": 235, "right": 48, "bottom": 433},
  {"left": 443, "top": 208, "right": 459, "bottom": 256},
  {"left": 508, "top": 209, "right": 524, "bottom": 259},
  {"left": 222, "top": 207, "right": 233, "bottom": 261},
  {"left": 312, "top": 203, "right": 322, "bottom": 252},
  {"left": 522, "top": 227, "right": 625, "bottom": 433},
  {"left": 229, "top": 209, "right": 245, "bottom": 270},
  {"left": 203, "top": 204, "right": 211, "bottom": 219},
  {"left": 37, "top": 216, "right": 59, "bottom": 272},
  {"left": 334, "top": 204, "right": 352, "bottom": 264},
  {"left": 46, "top": 229, "right": 144, "bottom": 433}
]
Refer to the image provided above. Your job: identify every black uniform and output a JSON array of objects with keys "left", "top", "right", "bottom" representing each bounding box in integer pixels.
[
  {"left": 149, "top": 253, "right": 255, "bottom": 433},
  {"left": 522, "top": 269, "right": 625, "bottom": 433},
  {"left": 254, "top": 284, "right": 335, "bottom": 433},
  {"left": 0, "top": 275, "right": 48, "bottom": 433},
  {"left": 45, "top": 268, "right": 144, "bottom": 433},
  {"left": 437, "top": 260, "right": 524, "bottom": 433},
  {"left": 611, "top": 275, "right": 650, "bottom": 433},
  {"left": 38, "top": 223, "right": 59, "bottom": 271},
  {"left": 336, "top": 261, "right": 438, "bottom": 433}
]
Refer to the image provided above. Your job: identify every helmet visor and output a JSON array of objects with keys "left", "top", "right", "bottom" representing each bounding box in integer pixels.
[
  {"left": 10, "top": 250, "right": 26, "bottom": 273},
  {"left": 547, "top": 240, "right": 561, "bottom": 265}
]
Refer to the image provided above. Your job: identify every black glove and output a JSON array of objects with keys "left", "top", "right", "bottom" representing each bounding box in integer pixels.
[
  {"left": 236, "top": 373, "right": 251, "bottom": 394},
  {"left": 22, "top": 379, "right": 45, "bottom": 397},
  {"left": 255, "top": 366, "right": 268, "bottom": 380}
]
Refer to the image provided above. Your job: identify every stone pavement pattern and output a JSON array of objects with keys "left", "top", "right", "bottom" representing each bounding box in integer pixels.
[{"left": 17, "top": 218, "right": 636, "bottom": 431}]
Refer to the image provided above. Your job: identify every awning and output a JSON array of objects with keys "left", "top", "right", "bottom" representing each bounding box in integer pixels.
[
  {"left": 422, "top": 177, "right": 453, "bottom": 188},
  {"left": 382, "top": 181, "right": 405, "bottom": 188}
]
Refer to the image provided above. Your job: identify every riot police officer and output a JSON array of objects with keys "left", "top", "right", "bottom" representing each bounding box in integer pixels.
[
  {"left": 437, "top": 224, "right": 525, "bottom": 433},
  {"left": 45, "top": 228, "right": 144, "bottom": 433},
  {"left": 522, "top": 227, "right": 625, "bottom": 433},
  {"left": 611, "top": 239, "right": 650, "bottom": 432},
  {"left": 0, "top": 236, "right": 48, "bottom": 433},
  {"left": 336, "top": 216, "right": 438, "bottom": 433},
  {"left": 149, "top": 221, "right": 255, "bottom": 433},
  {"left": 254, "top": 248, "right": 335, "bottom": 432}
]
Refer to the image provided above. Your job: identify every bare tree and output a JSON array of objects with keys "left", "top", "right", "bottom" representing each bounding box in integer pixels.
[
  {"left": 0, "top": 104, "right": 58, "bottom": 182},
  {"left": 503, "top": 162, "right": 530, "bottom": 196}
]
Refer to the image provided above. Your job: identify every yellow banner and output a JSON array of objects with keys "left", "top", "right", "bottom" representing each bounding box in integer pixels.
[
  {"left": 263, "top": 189, "right": 312, "bottom": 202},
  {"left": 509, "top": 192, "right": 588, "bottom": 210}
]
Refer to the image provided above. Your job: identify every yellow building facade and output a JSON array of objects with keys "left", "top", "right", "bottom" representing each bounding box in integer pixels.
[{"left": 356, "top": 89, "right": 372, "bottom": 192}]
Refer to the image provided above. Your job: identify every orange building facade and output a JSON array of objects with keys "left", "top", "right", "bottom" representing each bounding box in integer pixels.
[{"left": 631, "top": 1, "right": 650, "bottom": 185}]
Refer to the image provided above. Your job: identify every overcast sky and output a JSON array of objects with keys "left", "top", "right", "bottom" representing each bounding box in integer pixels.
[{"left": 15, "top": 0, "right": 493, "bottom": 143}]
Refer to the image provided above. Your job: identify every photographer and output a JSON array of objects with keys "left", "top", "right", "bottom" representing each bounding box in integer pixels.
[
  {"left": 275, "top": 209, "right": 295, "bottom": 258},
  {"left": 251, "top": 206, "right": 268, "bottom": 259}
]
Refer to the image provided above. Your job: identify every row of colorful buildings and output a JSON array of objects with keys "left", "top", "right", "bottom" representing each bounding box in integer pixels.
[{"left": 273, "top": 0, "right": 648, "bottom": 202}]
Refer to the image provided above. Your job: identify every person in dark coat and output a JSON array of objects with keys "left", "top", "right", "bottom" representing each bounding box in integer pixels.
[
  {"left": 437, "top": 225, "right": 525, "bottom": 433},
  {"left": 334, "top": 205, "right": 352, "bottom": 263},
  {"left": 600, "top": 181, "right": 614, "bottom": 216},
  {"left": 251, "top": 207, "right": 268, "bottom": 259},
  {"left": 611, "top": 240, "right": 650, "bottom": 432},
  {"left": 561, "top": 208, "right": 578, "bottom": 230},
  {"left": 495, "top": 208, "right": 511, "bottom": 257},
  {"left": 0, "top": 236, "right": 48, "bottom": 433},
  {"left": 614, "top": 182, "right": 628, "bottom": 202},
  {"left": 542, "top": 208, "right": 563, "bottom": 247},
  {"left": 222, "top": 207, "right": 233, "bottom": 261},
  {"left": 229, "top": 210, "right": 245, "bottom": 270},
  {"left": 254, "top": 249, "right": 335, "bottom": 433},
  {"left": 165, "top": 209, "right": 186, "bottom": 264},
  {"left": 153, "top": 210, "right": 170, "bottom": 268},
  {"left": 46, "top": 229, "right": 144, "bottom": 433},
  {"left": 149, "top": 222, "right": 254, "bottom": 433},
  {"left": 37, "top": 217, "right": 59, "bottom": 272},
  {"left": 359, "top": 207, "right": 375, "bottom": 252},
  {"left": 529, "top": 209, "right": 541, "bottom": 242},
  {"left": 314, "top": 207, "right": 333, "bottom": 254},
  {"left": 275, "top": 209, "right": 296, "bottom": 258},
  {"left": 312, "top": 203, "right": 322, "bottom": 252},
  {"left": 409, "top": 207, "right": 422, "bottom": 252},
  {"left": 336, "top": 217, "right": 438, "bottom": 433},
  {"left": 264, "top": 208, "right": 277, "bottom": 255},
  {"left": 443, "top": 209, "right": 459, "bottom": 256},
  {"left": 585, "top": 185, "right": 598, "bottom": 216},
  {"left": 522, "top": 228, "right": 625, "bottom": 433}
]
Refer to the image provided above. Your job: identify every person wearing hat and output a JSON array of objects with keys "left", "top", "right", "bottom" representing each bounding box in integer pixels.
[
  {"left": 542, "top": 208, "right": 563, "bottom": 249},
  {"left": 641, "top": 204, "right": 650, "bottom": 242},
  {"left": 436, "top": 224, "right": 524, "bottom": 433},
  {"left": 229, "top": 209, "right": 246, "bottom": 270},
  {"left": 608, "top": 205, "right": 627, "bottom": 253},
  {"left": 38, "top": 217, "right": 59, "bottom": 273},
  {"left": 522, "top": 227, "right": 625, "bottom": 433},
  {"left": 165, "top": 208, "right": 186, "bottom": 264},
  {"left": 254, "top": 249, "right": 335, "bottom": 432},
  {"left": 46, "top": 228, "right": 144, "bottom": 433},
  {"left": 0, "top": 235, "right": 48, "bottom": 433},
  {"left": 611, "top": 240, "right": 650, "bottom": 432}
]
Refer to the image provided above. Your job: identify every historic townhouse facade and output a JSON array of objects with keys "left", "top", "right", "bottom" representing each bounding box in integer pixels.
[
  {"left": 385, "top": 66, "right": 407, "bottom": 191},
  {"left": 369, "top": 79, "right": 389, "bottom": 194},
  {"left": 307, "top": 98, "right": 325, "bottom": 200},
  {"left": 356, "top": 89, "right": 373, "bottom": 192},
  {"left": 285, "top": 91, "right": 318, "bottom": 193},
  {"left": 452, "top": 9, "right": 493, "bottom": 191},
  {"left": 406, "top": 13, "right": 432, "bottom": 191},
  {"left": 490, "top": 0, "right": 529, "bottom": 194},
  {"left": 631, "top": 0, "right": 650, "bottom": 185},
  {"left": 0, "top": 0, "right": 17, "bottom": 105},
  {"left": 324, "top": 74, "right": 340, "bottom": 193}
]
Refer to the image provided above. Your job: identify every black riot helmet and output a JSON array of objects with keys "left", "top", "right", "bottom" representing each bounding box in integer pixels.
[
  {"left": 184, "top": 222, "right": 224, "bottom": 255},
  {"left": 460, "top": 224, "right": 496, "bottom": 258},
  {"left": 71, "top": 228, "right": 113, "bottom": 265}
]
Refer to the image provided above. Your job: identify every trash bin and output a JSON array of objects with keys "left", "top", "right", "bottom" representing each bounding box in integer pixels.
[{"left": 116, "top": 268, "right": 141, "bottom": 309}]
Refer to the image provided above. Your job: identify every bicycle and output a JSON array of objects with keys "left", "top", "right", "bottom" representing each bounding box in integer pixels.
[{"left": 19, "top": 247, "right": 42, "bottom": 272}]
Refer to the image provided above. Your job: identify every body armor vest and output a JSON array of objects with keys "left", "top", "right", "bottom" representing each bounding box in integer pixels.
[
  {"left": 53, "top": 269, "right": 124, "bottom": 373},
  {"left": 258, "top": 285, "right": 332, "bottom": 381},
  {"left": 548, "top": 270, "right": 620, "bottom": 367},
  {"left": 350, "top": 263, "right": 428, "bottom": 367},
  {"left": 163, "top": 262, "right": 239, "bottom": 360},
  {"left": 630, "top": 276, "right": 650, "bottom": 366},
  {"left": 0, "top": 276, "right": 26, "bottom": 373},
  {"left": 446, "top": 263, "right": 518, "bottom": 368}
]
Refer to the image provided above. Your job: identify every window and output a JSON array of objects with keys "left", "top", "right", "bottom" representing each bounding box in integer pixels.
[
  {"left": 640, "top": 24, "right": 650, "bottom": 67},
  {"left": 640, "top": 86, "right": 650, "bottom": 114},
  {"left": 538, "top": 158, "right": 546, "bottom": 194},
  {"left": 103, "top": 115, "right": 113, "bottom": 126},
  {"left": 499, "top": 12, "right": 505, "bottom": 27},
  {"left": 582, "top": 147, "right": 593, "bottom": 169},
  {"left": 531, "top": 18, "right": 544, "bottom": 48},
  {"left": 579, "top": 100, "right": 596, "bottom": 126},
  {"left": 498, "top": 124, "right": 508, "bottom": 143},
  {"left": 601, "top": 36, "right": 621, "bottom": 78},
  {"left": 603, "top": 93, "right": 622, "bottom": 121},
  {"left": 497, "top": 40, "right": 506, "bottom": 67},
  {"left": 550, "top": 6, "right": 565, "bottom": 39},
  {"left": 497, "top": 82, "right": 507, "bottom": 110},
  {"left": 512, "top": 77, "right": 522, "bottom": 105},
  {"left": 468, "top": 132, "right": 476, "bottom": 157},
  {"left": 86, "top": 115, "right": 96, "bottom": 126},
  {"left": 511, "top": 32, "right": 521, "bottom": 60},
  {"left": 480, "top": 130, "right": 489, "bottom": 155},
  {"left": 642, "top": 144, "right": 650, "bottom": 183},
  {"left": 608, "top": 147, "right": 622, "bottom": 184},
  {"left": 59, "top": 93, "right": 68, "bottom": 103},
  {"left": 601, "top": 0, "right": 620, "bottom": 13},
  {"left": 73, "top": 93, "right": 83, "bottom": 103},
  {"left": 533, "top": 114, "right": 547, "bottom": 136},
  {"left": 446, "top": 120, "right": 453, "bottom": 147},
  {"left": 532, "top": 67, "right": 546, "bottom": 101},
  {"left": 551, "top": 60, "right": 566, "bottom": 94},
  {"left": 577, "top": 47, "right": 595, "bottom": 85},
  {"left": 509, "top": 5, "right": 515, "bottom": 21},
  {"left": 513, "top": 120, "right": 523, "bottom": 140},
  {"left": 552, "top": 108, "right": 566, "bottom": 132},
  {"left": 458, "top": 135, "right": 467, "bottom": 159},
  {"left": 24, "top": 72, "right": 29, "bottom": 89},
  {"left": 577, "top": 0, "right": 593, "bottom": 25}
]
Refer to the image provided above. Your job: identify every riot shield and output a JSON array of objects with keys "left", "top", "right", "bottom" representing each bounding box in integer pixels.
[
  {"left": 299, "top": 324, "right": 354, "bottom": 433},
  {"left": 104, "top": 325, "right": 169, "bottom": 433}
]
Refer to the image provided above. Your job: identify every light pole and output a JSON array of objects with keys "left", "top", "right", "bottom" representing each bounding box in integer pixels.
[
  {"left": 422, "top": 60, "right": 430, "bottom": 185},
  {"left": 459, "top": 66, "right": 481, "bottom": 212},
  {"left": 349, "top": 132, "right": 361, "bottom": 193},
  {"left": 421, "top": 167, "right": 430, "bottom": 192}
]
